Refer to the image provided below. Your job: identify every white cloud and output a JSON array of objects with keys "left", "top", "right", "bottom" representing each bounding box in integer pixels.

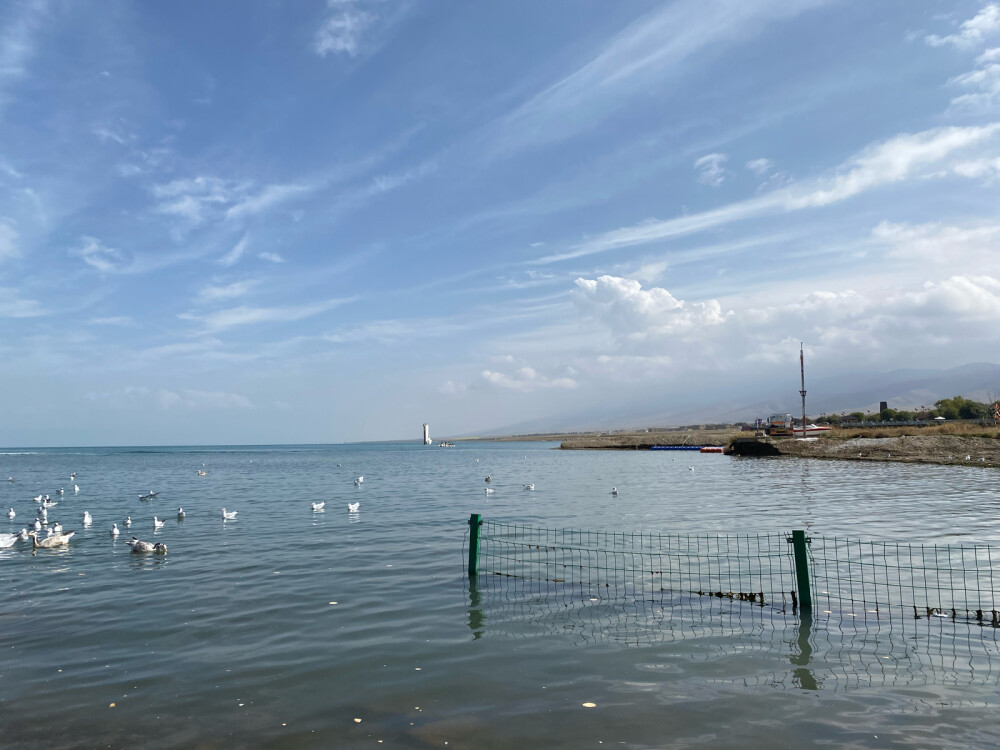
[
  {"left": 314, "top": 2, "right": 376, "bottom": 57},
  {"left": 197, "top": 279, "right": 257, "bottom": 303},
  {"left": 219, "top": 234, "right": 249, "bottom": 267},
  {"left": 87, "top": 316, "right": 135, "bottom": 326},
  {"left": 746, "top": 158, "right": 773, "bottom": 175},
  {"left": 89, "top": 386, "right": 253, "bottom": 410},
  {"left": 948, "top": 47, "right": 1000, "bottom": 112},
  {"left": 0, "top": 218, "right": 17, "bottom": 260},
  {"left": 480, "top": 366, "right": 578, "bottom": 391},
  {"left": 926, "top": 4, "right": 1000, "bottom": 48},
  {"left": 532, "top": 123, "right": 1000, "bottom": 265},
  {"left": 573, "top": 275, "right": 731, "bottom": 340},
  {"left": 258, "top": 251, "right": 285, "bottom": 263},
  {"left": 495, "top": 0, "right": 831, "bottom": 152},
  {"left": 786, "top": 124, "right": 1000, "bottom": 207},
  {"left": 224, "top": 183, "right": 311, "bottom": 222},
  {"left": 0, "top": 286, "right": 44, "bottom": 318},
  {"left": 871, "top": 220, "right": 1000, "bottom": 265},
  {"left": 74, "top": 236, "right": 128, "bottom": 273},
  {"left": 179, "top": 298, "right": 353, "bottom": 333},
  {"left": 694, "top": 153, "right": 728, "bottom": 186}
]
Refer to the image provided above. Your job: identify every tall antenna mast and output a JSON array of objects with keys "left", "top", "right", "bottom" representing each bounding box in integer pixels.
[{"left": 799, "top": 342, "right": 807, "bottom": 437}]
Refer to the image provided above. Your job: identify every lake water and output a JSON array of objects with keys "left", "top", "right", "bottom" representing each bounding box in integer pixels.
[{"left": 1, "top": 442, "right": 998, "bottom": 748}]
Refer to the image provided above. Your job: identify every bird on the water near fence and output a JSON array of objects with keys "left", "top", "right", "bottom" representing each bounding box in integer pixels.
[
  {"left": 6, "top": 508, "right": 14, "bottom": 519},
  {"left": 347, "top": 502, "right": 360, "bottom": 513},
  {"left": 153, "top": 517, "right": 165, "bottom": 529},
  {"left": 484, "top": 487, "right": 494, "bottom": 496},
  {"left": 177, "top": 508, "right": 185, "bottom": 519},
  {"left": 124, "top": 515, "right": 132, "bottom": 527},
  {"left": 110, "top": 523, "right": 120, "bottom": 537},
  {"left": 222, "top": 508, "right": 237, "bottom": 521},
  {"left": 311, "top": 501, "right": 325, "bottom": 511}
]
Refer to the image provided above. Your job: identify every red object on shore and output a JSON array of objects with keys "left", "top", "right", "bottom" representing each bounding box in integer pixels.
[{"left": 699, "top": 446, "right": 724, "bottom": 453}]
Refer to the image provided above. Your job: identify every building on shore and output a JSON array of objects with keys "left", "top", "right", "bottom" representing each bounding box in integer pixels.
[{"left": 423, "top": 423, "right": 432, "bottom": 445}]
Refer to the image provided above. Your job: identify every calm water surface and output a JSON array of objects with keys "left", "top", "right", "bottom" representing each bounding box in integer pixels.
[{"left": 1, "top": 443, "right": 998, "bottom": 748}]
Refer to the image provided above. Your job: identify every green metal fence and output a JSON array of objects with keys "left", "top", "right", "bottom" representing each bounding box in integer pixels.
[{"left": 467, "top": 515, "right": 1000, "bottom": 624}]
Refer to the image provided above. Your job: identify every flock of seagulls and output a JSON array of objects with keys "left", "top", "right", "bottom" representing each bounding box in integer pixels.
[{"left": 5, "top": 466, "right": 371, "bottom": 556}]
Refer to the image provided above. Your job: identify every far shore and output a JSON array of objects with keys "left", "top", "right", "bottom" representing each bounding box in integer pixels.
[{"left": 454, "top": 424, "right": 1000, "bottom": 468}]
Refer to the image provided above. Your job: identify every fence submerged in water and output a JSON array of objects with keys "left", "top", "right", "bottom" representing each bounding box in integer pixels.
[{"left": 466, "top": 515, "right": 1000, "bottom": 626}]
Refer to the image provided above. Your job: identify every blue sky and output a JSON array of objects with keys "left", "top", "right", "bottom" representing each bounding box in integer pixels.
[{"left": 2, "top": 0, "right": 999, "bottom": 445}]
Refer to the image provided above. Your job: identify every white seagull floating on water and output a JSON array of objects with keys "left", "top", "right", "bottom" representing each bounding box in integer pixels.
[
  {"left": 30, "top": 530, "right": 75, "bottom": 548},
  {"left": 523, "top": 484, "right": 534, "bottom": 491},
  {"left": 347, "top": 501, "right": 360, "bottom": 512},
  {"left": 222, "top": 508, "right": 237, "bottom": 521},
  {"left": 177, "top": 508, "right": 185, "bottom": 519},
  {"left": 153, "top": 517, "right": 165, "bottom": 528},
  {"left": 311, "top": 501, "right": 325, "bottom": 511},
  {"left": 611, "top": 487, "right": 618, "bottom": 496},
  {"left": 0, "top": 533, "right": 17, "bottom": 549},
  {"left": 484, "top": 487, "right": 494, "bottom": 496},
  {"left": 82, "top": 511, "right": 93, "bottom": 525},
  {"left": 354, "top": 476, "right": 364, "bottom": 486},
  {"left": 74, "top": 485, "right": 79, "bottom": 493},
  {"left": 6, "top": 508, "right": 14, "bottom": 519},
  {"left": 110, "top": 523, "right": 120, "bottom": 537},
  {"left": 124, "top": 516, "right": 132, "bottom": 527}
]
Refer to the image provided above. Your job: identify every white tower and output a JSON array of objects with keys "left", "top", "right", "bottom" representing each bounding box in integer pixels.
[{"left": 423, "top": 423, "right": 432, "bottom": 445}]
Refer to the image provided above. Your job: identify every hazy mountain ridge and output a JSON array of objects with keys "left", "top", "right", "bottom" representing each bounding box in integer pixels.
[{"left": 471, "top": 363, "right": 1000, "bottom": 436}]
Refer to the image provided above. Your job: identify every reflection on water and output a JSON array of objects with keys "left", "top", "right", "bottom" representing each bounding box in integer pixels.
[{"left": 792, "top": 612, "right": 819, "bottom": 690}]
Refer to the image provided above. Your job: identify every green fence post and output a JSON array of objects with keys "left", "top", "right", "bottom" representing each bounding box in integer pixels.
[
  {"left": 791, "top": 529, "right": 812, "bottom": 612},
  {"left": 468, "top": 513, "right": 483, "bottom": 576}
]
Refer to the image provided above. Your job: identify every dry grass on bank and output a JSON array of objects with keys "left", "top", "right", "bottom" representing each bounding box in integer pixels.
[{"left": 827, "top": 423, "right": 1000, "bottom": 440}]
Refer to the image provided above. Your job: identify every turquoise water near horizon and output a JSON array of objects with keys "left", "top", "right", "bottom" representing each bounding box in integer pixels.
[{"left": 1, "top": 442, "right": 998, "bottom": 748}]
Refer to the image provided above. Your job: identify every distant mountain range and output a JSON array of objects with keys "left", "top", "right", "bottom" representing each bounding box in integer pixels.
[{"left": 475, "top": 363, "right": 1000, "bottom": 436}]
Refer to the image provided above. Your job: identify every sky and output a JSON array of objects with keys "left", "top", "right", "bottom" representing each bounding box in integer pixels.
[{"left": 1, "top": 0, "right": 999, "bottom": 445}]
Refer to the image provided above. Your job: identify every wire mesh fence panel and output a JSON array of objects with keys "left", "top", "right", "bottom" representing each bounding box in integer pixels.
[
  {"left": 808, "top": 536, "right": 1000, "bottom": 623},
  {"left": 477, "top": 520, "right": 798, "bottom": 608}
]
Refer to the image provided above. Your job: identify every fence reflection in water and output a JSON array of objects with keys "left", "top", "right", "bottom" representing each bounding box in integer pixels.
[{"left": 467, "top": 517, "right": 1000, "bottom": 692}]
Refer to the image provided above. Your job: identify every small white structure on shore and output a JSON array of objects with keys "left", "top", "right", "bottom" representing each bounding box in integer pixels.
[{"left": 423, "top": 423, "right": 432, "bottom": 445}]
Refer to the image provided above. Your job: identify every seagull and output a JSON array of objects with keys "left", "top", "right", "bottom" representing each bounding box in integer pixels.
[
  {"left": 41, "top": 498, "right": 57, "bottom": 508},
  {"left": 31, "top": 519, "right": 42, "bottom": 531},
  {"left": 70, "top": 472, "right": 76, "bottom": 480},
  {"left": 611, "top": 487, "right": 618, "bottom": 496},
  {"left": 347, "top": 501, "right": 360, "bottom": 512},
  {"left": 153, "top": 517, "right": 165, "bottom": 528},
  {"left": 30, "top": 530, "right": 75, "bottom": 548},
  {"left": 74, "top": 485, "right": 79, "bottom": 493},
  {"left": 177, "top": 508, "right": 185, "bottom": 519},
  {"left": 6, "top": 508, "right": 14, "bottom": 519},
  {"left": 82, "top": 511, "right": 92, "bottom": 525},
  {"left": 965, "top": 455, "right": 972, "bottom": 461},
  {"left": 221, "top": 508, "right": 237, "bottom": 521},
  {"left": 0, "top": 533, "right": 17, "bottom": 549},
  {"left": 485, "top": 475, "right": 492, "bottom": 483},
  {"left": 56, "top": 488, "right": 64, "bottom": 494},
  {"left": 17, "top": 529, "right": 29, "bottom": 542},
  {"left": 36, "top": 508, "right": 47, "bottom": 522},
  {"left": 311, "top": 501, "right": 325, "bottom": 511},
  {"left": 124, "top": 516, "right": 132, "bottom": 528},
  {"left": 32, "top": 495, "right": 42, "bottom": 503},
  {"left": 484, "top": 487, "right": 494, "bottom": 495},
  {"left": 110, "top": 523, "right": 120, "bottom": 537},
  {"left": 979, "top": 457, "right": 986, "bottom": 462},
  {"left": 197, "top": 469, "right": 208, "bottom": 476},
  {"left": 354, "top": 476, "right": 364, "bottom": 486},
  {"left": 51, "top": 523, "right": 63, "bottom": 533},
  {"left": 688, "top": 466, "right": 695, "bottom": 472},
  {"left": 523, "top": 484, "right": 534, "bottom": 491},
  {"left": 127, "top": 537, "right": 167, "bottom": 554},
  {"left": 7, "top": 477, "right": 12, "bottom": 482}
]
